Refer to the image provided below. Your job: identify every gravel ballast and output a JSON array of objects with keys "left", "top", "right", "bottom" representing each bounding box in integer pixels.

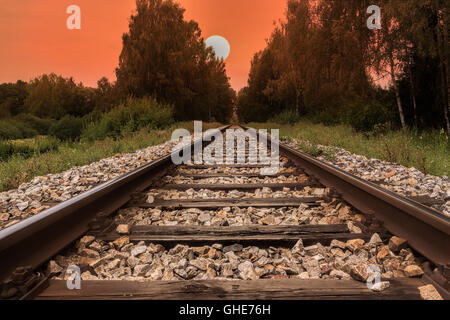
[
  {"left": 50, "top": 234, "right": 427, "bottom": 288},
  {"left": 284, "top": 138, "right": 450, "bottom": 217},
  {"left": 1, "top": 136, "right": 448, "bottom": 228},
  {"left": 0, "top": 140, "right": 179, "bottom": 230}
]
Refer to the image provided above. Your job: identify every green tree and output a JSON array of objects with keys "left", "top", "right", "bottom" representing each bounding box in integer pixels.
[
  {"left": 116, "top": 0, "right": 234, "bottom": 122},
  {"left": 0, "top": 81, "right": 28, "bottom": 118},
  {"left": 24, "top": 73, "right": 95, "bottom": 119},
  {"left": 94, "top": 77, "right": 121, "bottom": 112},
  {"left": 370, "top": 0, "right": 449, "bottom": 133},
  {"left": 49, "top": 115, "right": 83, "bottom": 140},
  {"left": 238, "top": 0, "right": 373, "bottom": 124}
]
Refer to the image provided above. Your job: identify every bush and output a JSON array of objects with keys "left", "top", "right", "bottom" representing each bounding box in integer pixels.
[
  {"left": 14, "top": 120, "right": 39, "bottom": 138},
  {"left": 269, "top": 109, "right": 301, "bottom": 125},
  {"left": 82, "top": 109, "right": 103, "bottom": 124},
  {"left": 344, "top": 99, "right": 394, "bottom": 132},
  {"left": 14, "top": 114, "right": 57, "bottom": 135},
  {"left": 0, "top": 120, "right": 23, "bottom": 140},
  {"left": 49, "top": 116, "right": 83, "bottom": 141},
  {"left": 310, "top": 108, "right": 343, "bottom": 126},
  {"left": 81, "top": 97, "right": 174, "bottom": 141},
  {"left": 0, "top": 119, "right": 38, "bottom": 140}
]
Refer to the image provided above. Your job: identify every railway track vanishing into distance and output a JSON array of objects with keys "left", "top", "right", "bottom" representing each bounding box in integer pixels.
[{"left": 0, "top": 125, "right": 448, "bottom": 300}]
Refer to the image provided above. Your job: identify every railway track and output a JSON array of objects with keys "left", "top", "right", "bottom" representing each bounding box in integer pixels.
[{"left": 0, "top": 124, "right": 448, "bottom": 300}]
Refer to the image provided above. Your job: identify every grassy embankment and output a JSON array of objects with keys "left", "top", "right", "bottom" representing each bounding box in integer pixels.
[
  {"left": 0, "top": 121, "right": 222, "bottom": 192},
  {"left": 248, "top": 121, "right": 449, "bottom": 177},
  {"left": 2, "top": 118, "right": 447, "bottom": 192}
]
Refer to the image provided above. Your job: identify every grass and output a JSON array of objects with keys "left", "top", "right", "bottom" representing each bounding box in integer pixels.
[
  {"left": 247, "top": 121, "right": 450, "bottom": 177},
  {"left": 81, "top": 97, "right": 175, "bottom": 142},
  {"left": 3, "top": 119, "right": 445, "bottom": 192},
  {"left": 0, "top": 136, "right": 59, "bottom": 161},
  {"left": 0, "top": 121, "right": 222, "bottom": 192}
]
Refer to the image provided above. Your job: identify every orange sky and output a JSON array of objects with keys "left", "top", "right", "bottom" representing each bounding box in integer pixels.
[{"left": 0, "top": 0, "right": 286, "bottom": 90}]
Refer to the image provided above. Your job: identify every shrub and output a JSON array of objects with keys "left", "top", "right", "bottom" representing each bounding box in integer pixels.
[
  {"left": 81, "top": 97, "right": 174, "bottom": 141},
  {"left": 13, "top": 120, "right": 39, "bottom": 138},
  {"left": 82, "top": 109, "right": 103, "bottom": 124},
  {"left": 49, "top": 116, "right": 83, "bottom": 140},
  {"left": 269, "top": 109, "right": 301, "bottom": 125},
  {"left": 0, "top": 119, "right": 38, "bottom": 140},
  {"left": 14, "top": 114, "right": 57, "bottom": 135},
  {"left": 310, "top": 108, "right": 343, "bottom": 126},
  {"left": 0, "top": 120, "right": 23, "bottom": 140},
  {"left": 344, "top": 99, "right": 394, "bottom": 132}
]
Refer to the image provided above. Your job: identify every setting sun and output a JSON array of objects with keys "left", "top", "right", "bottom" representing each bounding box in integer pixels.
[{"left": 205, "top": 35, "right": 231, "bottom": 60}]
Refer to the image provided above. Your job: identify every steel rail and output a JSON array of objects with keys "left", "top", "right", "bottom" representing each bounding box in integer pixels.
[
  {"left": 0, "top": 125, "right": 230, "bottom": 282},
  {"left": 257, "top": 130, "right": 449, "bottom": 270},
  {"left": 243, "top": 125, "right": 449, "bottom": 296}
]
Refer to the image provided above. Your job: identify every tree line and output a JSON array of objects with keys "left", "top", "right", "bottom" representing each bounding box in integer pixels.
[
  {"left": 116, "top": 0, "right": 235, "bottom": 122},
  {"left": 0, "top": 0, "right": 235, "bottom": 141},
  {"left": 237, "top": 0, "right": 449, "bottom": 135}
]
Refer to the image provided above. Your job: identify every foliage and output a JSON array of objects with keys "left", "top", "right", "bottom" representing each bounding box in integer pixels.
[
  {"left": 238, "top": 0, "right": 373, "bottom": 123},
  {"left": 369, "top": 0, "right": 450, "bottom": 132},
  {"left": 14, "top": 114, "right": 57, "bottom": 135},
  {"left": 0, "top": 142, "right": 33, "bottom": 161},
  {"left": 116, "top": 0, "right": 234, "bottom": 123},
  {"left": 0, "top": 119, "right": 38, "bottom": 140},
  {"left": 49, "top": 116, "right": 84, "bottom": 141},
  {"left": 94, "top": 77, "right": 122, "bottom": 113},
  {"left": 238, "top": 0, "right": 449, "bottom": 135},
  {"left": 24, "top": 73, "right": 96, "bottom": 119},
  {"left": 343, "top": 99, "right": 395, "bottom": 133},
  {"left": 81, "top": 97, "right": 174, "bottom": 141},
  {"left": 0, "top": 81, "right": 28, "bottom": 117},
  {"left": 269, "top": 109, "right": 301, "bottom": 125},
  {"left": 0, "top": 74, "right": 125, "bottom": 124},
  {"left": 0, "top": 136, "right": 59, "bottom": 161},
  {"left": 0, "top": 0, "right": 237, "bottom": 134}
]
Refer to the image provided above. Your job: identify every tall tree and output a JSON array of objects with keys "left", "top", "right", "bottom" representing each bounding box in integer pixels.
[
  {"left": 367, "top": 1, "right": 410, "bottom": 128},
  {"left": 24, "top": 73, "right": 95, "bottom": 119},
  {"left": 372, "top": 0, "right": 450, "bottom": 132},
  {"left": 238, "top": 0, "right": 373, "bottom": 123},
  {"left": 116, "top": 0, "right": 234, "bottom": 122},
  {"left": 0, "top": 81, "right": 28, "bottom": 118}
]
